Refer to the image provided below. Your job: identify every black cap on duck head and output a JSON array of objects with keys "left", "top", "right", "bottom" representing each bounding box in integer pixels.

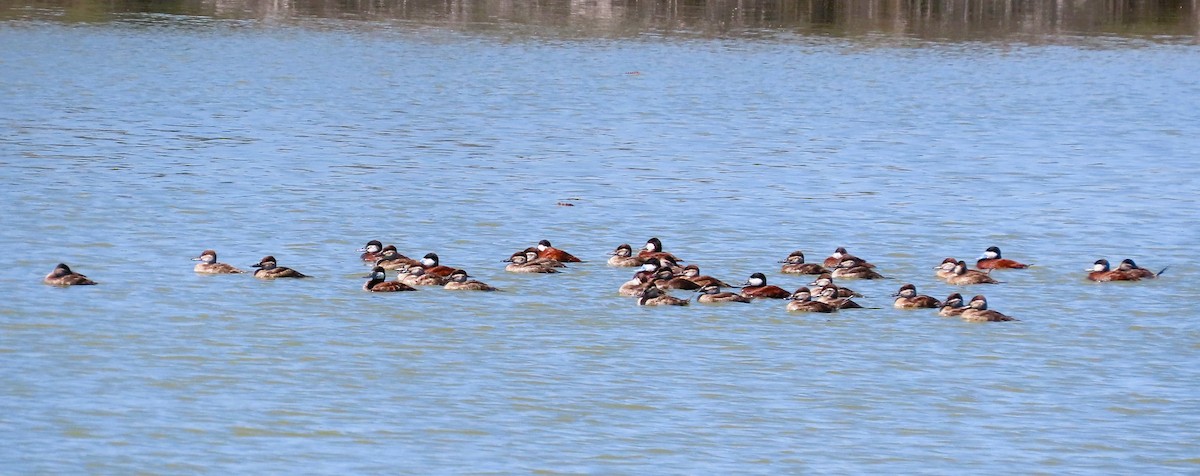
[
  {"left": 834, "top": 247, "right": 848, "bottom": 255},
  {"left": 645, "top": 237, "right": 663, "bottom": 252},
  {"left": 1091, "top": 259, "right": 1111, "bottom": 271},
  {"left": 360, "top": 240, "right": 383, "bottom": 252},
  {"left": 791, "top": 287, "right": 812, "bottom": 299},
  {"left": 422, "top": 253, "right": 439, "bottom": 266},
  {"left": 253, "top": 256, "right": 276, "bottom": 268},
  {"left": 52, "top": 263, "right": 71, "bottom": 275},
  {"left": 744, "top": 272, "right": 768, "bottom": 286},
  {"left": 983, "top": 246, "right": 1003, "bottom": 258},
  {"left": 538, "top": 239, "right": 552, "bottom": 248},
  {"left": 944, "top": 293, "right": 963, "bottom": 305},
  {"left": 638, "top": 286, "right": 664, "bottom": 298},
  {"left": 365, "top": 266, "right": 387, "bottom": 278},
  {"left": 1118, "top": 258, "right": 1139, "bottom": 270},
  {"left": 895, "top": 283, "right": 916, "bottom": 296},
  {"left": 969, "top": 295, "right": 988, "bottom": 309},
  {"left": 697, "top": 283, "right": 721, "bottom": 293}
]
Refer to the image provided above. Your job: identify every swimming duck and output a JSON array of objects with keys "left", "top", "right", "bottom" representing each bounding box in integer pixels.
[
  {"left": 638, "top": 237, "right": 683, "bottom": 263},
  {"left": 892, "top": 283, "right": 941, "bottom": 309},
  {"left": 933, "top": 257, "right": 959, "bottom": 280},
  {"left": 504, "top": 253, "right": 559, "bottom": 274},
  {"left": 192, "top": 249, "right": 245, "bottom": 274},
  {"left": 399, "top": 266, "right": 447, "bottom": 286},
  {"left": 363, "top": 266, "right": 417, "bottom": 292},
  {"left": 944, "top": 260, "right": 999, "bottom": 285},
  {"left": 739, "top": 273, "right": 791, "bottom": 299},
  {"left": 252, "top": 256, "right": 308, "bottom": 279},
  {"left": 375, "top": 245, "right": 422, "bottom": 270},
  {"left": 607, "top": 244, "right": 646, "bottom": 267},
  {"left": 960, "top": 295, "right": 1018, "bottom": 322},
  {"left": 831, "top": 258, "right": 885, "bottom": 280},
  {"left": 976, "top": 246, "right": 1029, "bottom": 270},
  {"left": 358, "top": 240, "right": 385, "bottom": 262},
  {"left": 536, "top": 240, "right": 581, "bottom": 263},
  {"left": 808, "top": 273, "right": 862, "bottom": 298},
  {"left": 636, "top": 286, "right": 689, "bottom": 306},
  {"left": 938, "top": 293, "right": 967, "bottom": 317},
  {"left": 420, "top": 253, "right": 458, "bottom": 277},
  {"left": 678, "top": 264, "right": 733, "bottom": 288},
  {"left": 696, "top": 283, "right": 753, "bottom": 303},
  {"left": 815, "top": 285, "right": 864, "bottom": 309},
  {"left": 786, "top": 287, "right": 838, "bottom": 313},
  {"left": 822, "top": 247, "right": 874, "bottom": 269},
  {"left": 779, "top": 250, "right": 830, "bottom": 275},
  {"left": 43, "top": 263, "right": 97, "bottom": 286},
  {"left": 443, "top": 269, "right": 499, "bottom": 291}
]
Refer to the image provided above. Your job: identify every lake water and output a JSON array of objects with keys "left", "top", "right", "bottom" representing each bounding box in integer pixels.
[{"left": 2, "top": 1, "right": 1199, "bottom": 473}]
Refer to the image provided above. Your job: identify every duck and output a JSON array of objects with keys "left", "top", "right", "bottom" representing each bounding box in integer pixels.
[
  {"left": 358, "top": 240, "right": 385, "bottom": 262},
  {"left": 815, "top": 285, "right": 864, "bottom": 309},
  {"left": 636, "top": 286, "right": 689, "bottom": 306},
  {"left": 960, "top": 295, "right": 1018, "bottom": 322},
  {"left": 607, "top": 244, "right": 646, "bottom": 267},
  {"left": 638, "top": 237, "right": 683, "bottom": 263},
  {"left": 420, "top": 253, "right": 458, "bottom": 277},
  {"left": 678, "top": 264, "right": 733, "bottom": 288},
  {"left": 523, "top": 248, "right": 567, "bottom": 268},
  {"left": 933, "top": 257, "right": 959, "bottom": 280},
  {"left": 252, "top": 256, "right": 308, "bottom": 279},
  {"left": 786, "top": 287, "right": 838, "bottom": 313},
  {"left": 739, "top": 272, "right": 791, "bottom": 299},
  {"left": 976, "top": 246, "right": 1029, "bottom": 270},
  {"left": 375, "top": 245, "right": 422, "bottom": 270},
  {"left": 808, "top": 273, "right": 862, "bottom": 298},
  {"left": 945, "top": 260, "right": 999, "bottom": 285},
  {"left": 443, "top": 269, "right": 499, "bottom": 291},
  {"left": 618, "top": 273, "right": 654, "bottom": 296},
  {"left": 43, "top": 263, "right": 97, "bottom": 286},
  {"left": 536, "top": 240, "right": 581, "bottom": 263},
  {"left": 779, "top": 250, "right": 830, "bottom": 275},
  {"left": 192, "top": 249, "right": 245, "bottom": 274},
  {"left": 1115, "top": 258, "right": 1166, "bottom": 279},
  {"left": 363, "top": 266, "right": 416, "bottom": 292},
  {"left": 822, "top": 247, "right": 874, "bottom": 269},
  {"left": 399, "top": 266, "right": 447, "bottom": 286},
  {"left": 938, "top": 293, "right": 967, "bottom": 317},
  {"left": 695, "top": 283, "right": 753, "bottom": 303},
  {"left": 831, "top": 258, "right": 885, "bottom": 279},
  {"left": 504, "top": 253, "right": 559, "bottom": 274},
  {"left": 892, "top": 283, "right": 941, "bottom": 309}
]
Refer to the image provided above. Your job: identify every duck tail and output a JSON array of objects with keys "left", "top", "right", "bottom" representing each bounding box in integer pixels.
[{"left": 1156, "top": 266, "right": 1169, "bottom": 277}]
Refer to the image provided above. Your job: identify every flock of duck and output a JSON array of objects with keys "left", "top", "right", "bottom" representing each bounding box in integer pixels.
[{"left": 43, "top": 237, "right": 1167, "bottom": 323}]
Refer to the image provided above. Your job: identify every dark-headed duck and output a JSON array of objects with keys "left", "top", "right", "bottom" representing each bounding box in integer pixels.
[
  {"left": 976, "top": 246, "right": 1029, "bottom": 270},
  {"left": 739, "top": 273, "right": 791, "bottom": 299},
  {"left": 822, "top": 247, "right": 874, "bottom": 269},
  {"left": 420, "top": 253, "right": 458, "bottom": 277},
  {"left": 44, "top": 263, "right": 96, "bottom": 286},
  {"left": 831, "top": 258, "right": 884, "bottom": 279},
  {"left": 192, "top": 250, "right": 245, "bottom": 274},
  {"left": 637, "top": 286, "right": 689, "bottom": 306},
  {"left": 252, "top": 256, "right": 308, "bottom": 279},
  {"left": 938, "top": 293, "right": 967, "bottom": 317},
  {"left": 815, "top": 285, "right": 864, "bottom": 309},
  {"left": 638, "top": 237, "right": 683, "bottom": 263},
  {"left": 375, "top": 245, "right": 422, "bottom": 270},
  {"left": 358, "top": 240, "right": 385, "bottom": 262},
  {"left": 363, "top": 266, "right": 416, "bottom": 292}
]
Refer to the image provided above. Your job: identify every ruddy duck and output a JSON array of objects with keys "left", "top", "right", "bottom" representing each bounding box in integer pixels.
[
  {"left": 637, "top": 286, "right": 689, "bottom": 306},
  {"left": 375, "top": 245, "right": 421, "bottom": 270},
  {"left": 976, "top": 246, "right": 1029, "bottom": 270},
  {"left": 420, "top": 253, "right": 458, "bottom": 277},
  {"left": 679, "top": 264, "right": 733, "bottom": 288},
  {"left": 695, "top": 283, "right": 752, "bottom": 303},
  {"left": 618, "top": 273, "right": 654, "bottom": 296},
  {"left": 892, "top": 283, "right": 941, "bottom": 309},
  {"left": 43, "top": 263, "right": 96, "bottom": 286},
  {"left": 938, "top": 293, "right": 967, "bottom": 317},
  {"left": 363, "top": 266, "right": 416, "bottom": 292},
  {"left": 523, "top": 248, "right": 567, "bottom": 268},
  {"left": 1116, "top": 258, "right": 1166, "bottom": 279},
  {"left": 960, "top": 295, "right": 1018, "bottom": 322},
  {"left": 1087, "top": 259, "right": 1165, "bottom": 282},
  {"left": 739, "top": 273, "right": 791, "bottom": 299},
  {"left": 358, "top": 240, "right": 385, "bottom": 262},
  {"left": 192, "top": 249, "right": 245, "bottom": 274},
  {"left": 786, "top": 287, "right": 838, "bottom": 313},
  {"left": 252, "top": 256, "right": 308, "bottom": 279},
  {"left": 831, "top": 258, "right": 884, "bottom": 279},
  {"left": 399, "top": 266, "right": 447, "bottom": 286},
  {"left": 933, "top": 257, "right": 959, "bottom": 280},
  {"left": 638, "top": 237, "right": 683, "bottom": 262},
  {"left": 808, "top": 273, "right": 861, "bottom": 298},
  {"left": 945, "top": 260, "right": 999, "bottom": 285},
  {"left": 536, "top": 240, "right": 581, "bottom": 263},
  {"left": 504, "top": 253, "right": 559, "bottom": 274},
  {"left": 815, "top": 285, "right": 864, "bottom": 309},
  {"left": 779, "top": 250, "right": 829, "bottom": 275},
  {"left": 607, "top": 244, "right": 646, "bottom": 267},
  {"left": 443, "top": 269, "right": 499, "bottom": 291},
  {"left": 822, "top": 247, "right": 874, "bottom": 269}
]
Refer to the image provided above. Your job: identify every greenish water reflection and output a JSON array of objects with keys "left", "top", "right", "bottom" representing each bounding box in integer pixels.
[{"left": 2, "top": 0, "right": 1197, "bottom": 39}]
